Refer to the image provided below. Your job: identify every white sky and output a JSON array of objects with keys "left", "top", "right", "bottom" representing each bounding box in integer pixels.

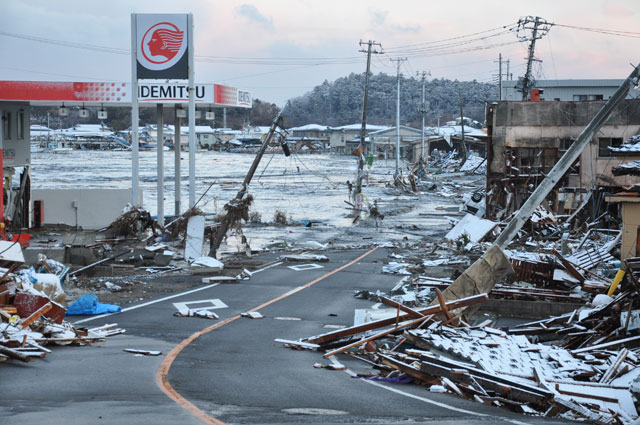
[{"left": 1, "top": 0, "right": 638, "bottom": 105}]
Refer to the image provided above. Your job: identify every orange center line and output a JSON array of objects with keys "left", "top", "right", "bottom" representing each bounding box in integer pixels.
[{"left": 155, "top": 246, "right": 379, "bottom": 425}]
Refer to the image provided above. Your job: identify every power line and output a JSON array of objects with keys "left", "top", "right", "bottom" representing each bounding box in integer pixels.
[
  {"left": 554, "top": 23, "right": 640, "bottom": 38},
  {"left": 385, "top": 23, "right": 518, "bottom": 50}
]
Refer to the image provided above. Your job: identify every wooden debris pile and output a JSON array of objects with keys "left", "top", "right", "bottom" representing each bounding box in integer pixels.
[
  {"left": 278, "top": 280, "right": 640, "bottom": 423},
  {"left": 108, "top": 205, "right": 158, "bottom": 237},
  {"left": 1, "top": 243, "right": 125, "bottom": 364},
  {"left": 1, "top": 310, "right": 124, "bottom": 364}
]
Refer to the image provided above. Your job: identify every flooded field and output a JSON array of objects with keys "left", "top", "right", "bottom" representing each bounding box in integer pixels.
[{"left": 30, "top": 150, "right": 474, "bottom": 249}]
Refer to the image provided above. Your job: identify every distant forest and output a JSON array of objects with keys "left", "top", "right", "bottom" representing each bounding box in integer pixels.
[
  {"left": 284, "top": 73, "right": 499, "bottom": 128},
  {"left": 30, "top": 73, "right": 498, "bottom": 131}
]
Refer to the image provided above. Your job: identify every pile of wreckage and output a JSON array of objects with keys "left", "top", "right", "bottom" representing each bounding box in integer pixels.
[
  {"left": 0, "top": 203, "right": 231, "bottom": 365},
  {"left": 278, "top": 229, "right": 640, "bottom": 423},
  {"left": 0, "top": 240, "right": 124, "bottom": 364}
]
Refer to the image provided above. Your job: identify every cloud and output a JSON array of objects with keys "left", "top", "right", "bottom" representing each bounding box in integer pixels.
[
  {"left": 236, "top": 4, "right": 274, "bottom": 28},
  {"left": 602, "top": 1, "right": 635, "bottom": 17},
  {"left": 392, "top": 23, "right": 421, "bottom": 33},
  {"left": 369, "top": 9, "right": 388, "bottom": 26}
]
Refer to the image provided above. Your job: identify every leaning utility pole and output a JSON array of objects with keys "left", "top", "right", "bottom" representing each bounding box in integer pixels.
[
  {"left": 391, "top": 57, "right": 407, "bottom": 176},
  {"left": 516, "top": 16, "right": 553, "bottom": 100},
  {"left": 417, "top": 71, "right": 430, "bottom": 158},
  {"left": 209, "top": 104, "right": 288, "bottom": 257},
  {"left": 353, "top": 40, "right": 383, "bottom": 204}
]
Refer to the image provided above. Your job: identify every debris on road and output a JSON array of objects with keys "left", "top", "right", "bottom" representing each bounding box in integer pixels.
[
  {"left": 123, "top": 348, "right": 162, "bottom": 356},
  {"left": 242, "top": 311, "right": 264, "bottom": 319}
]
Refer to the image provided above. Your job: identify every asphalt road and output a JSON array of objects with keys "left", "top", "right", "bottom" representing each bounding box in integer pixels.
[{"left": 1, "top": 248, "right": 571, "bottom": 424}]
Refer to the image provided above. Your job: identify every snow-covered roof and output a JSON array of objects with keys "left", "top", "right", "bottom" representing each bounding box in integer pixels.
[
  {"left": 610, "top": 135, "right": 640, "bottom": 154},
  {"left": 30, "top": 125, "right": 52, "bottom": 131},
  {"left": 367, "top": 125, "right": 421, "bottom": 136},
  {"left": 252, "top": 126, "right": 271, "bottom": 134},
  {"left": 330, "top": 124, "right": 390, "bottom": 132},
  {"left": 289, "top": 124, "right": 328, "bottom": 132},
  {"left": 612, "top": 160, "right": 640, "bottom": 176},
  {"left": 425, "top": 125, "right": 487, "bottom": 138},
  {"left": 64, "top": 124, "right": 111, "bottom": 132}
]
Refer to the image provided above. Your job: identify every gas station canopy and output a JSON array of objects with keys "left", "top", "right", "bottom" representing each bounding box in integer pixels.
[{"left": 0, "top": 80, "right": 252, "bottom": 108}]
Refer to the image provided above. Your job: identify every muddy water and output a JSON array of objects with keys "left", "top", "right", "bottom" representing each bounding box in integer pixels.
[{"left": 31, "top": 150, "right": 469, "bottom": 249}]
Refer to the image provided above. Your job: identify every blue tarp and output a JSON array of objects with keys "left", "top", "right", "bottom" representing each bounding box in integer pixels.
[{"left": 65, "top": 294, "right": 121, "bottom": 316}]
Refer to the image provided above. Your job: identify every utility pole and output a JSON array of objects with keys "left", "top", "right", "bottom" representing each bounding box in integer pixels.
[
  {"left": 353, "top": 40, "right": 383, "bottom": 204},
  {"left": 390, "top": 57, "right": 407, "bottom": 177},
  {"left": 506, "top": 59, "right": 510, "bottom": 80},
  {"left": 417, "top": 71, "right": 430, "bottom": 159},
  {"left": 458, "top": 88, "right": 468, "bottom": 167},
  {"left": 209, "top": 105, "right": 288, "bottom": 257},
  {"left": 495, "top": 53, "right": 503, "bottom": 100},
  {"left": 516, "top": 16, "right": 553, "bottom": 100}
]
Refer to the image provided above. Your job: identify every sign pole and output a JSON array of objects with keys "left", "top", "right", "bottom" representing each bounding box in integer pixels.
[
  {"left": 130, "top": 14, "right": 140, "bottom": 206},
  {"left": 187, "top": 13, "right": 196, "bottom": 207},
  {"left": 156, "top": 103, "right": 164, "bottom": 226},
  {"left": 174, "top": 107, "right": 181, "bottom": 215}
]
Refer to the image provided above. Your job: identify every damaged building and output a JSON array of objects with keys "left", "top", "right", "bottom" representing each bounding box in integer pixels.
[{"left": 485, "top": 99, "right": 640, "bottom": 221}]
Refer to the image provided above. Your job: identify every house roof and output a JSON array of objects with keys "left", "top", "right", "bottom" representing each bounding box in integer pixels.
[
  {"left": 612, "top": 160, "right": 640, "bottom": 176},
  {"left": 289, "top": 124, "right": 327, "bottom": 132},
  {"left": 610, "top": 135, "right": 640, "bottom": 155},
  {"left": 426, "top": 125, "right": 487, "bottom": 138},
  {"left": 367, "top": 125, "right": 422, "bottom": 136},
  {"left": 330, "top": 124, "right": 390, "bottom": 132}
]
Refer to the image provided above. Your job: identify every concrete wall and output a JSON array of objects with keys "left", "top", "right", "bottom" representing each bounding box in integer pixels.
[
  {"left": 490, "top": 100, "right": 640, "bottom": 186},
  {"left": 31, "top": 189, "right": 137, "bottom": 229},
  {"left": 501, "top": 79, "right": 624, "bottom": 101}
]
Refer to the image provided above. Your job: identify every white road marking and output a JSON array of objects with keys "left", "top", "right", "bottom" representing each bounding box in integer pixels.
[
  {"left": 253, "top": 261, "right": 283, "bottom": 274},
  {"left": 288, "top": 263, "right": 324, "bottom": 272},
  {"left": 330, "top": 357, "right": 531, "bottom": 425},
  {"left": 73, "top": 283, "right": 220, "bottom": 325},
  {"left": 173, "top": 299, "right": 228, "bottom": 315}
]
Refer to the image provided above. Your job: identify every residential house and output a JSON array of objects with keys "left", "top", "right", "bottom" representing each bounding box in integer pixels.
[
  {"left": 328, "top": 124, "right": 390, "bottom": 154},
  {"left": 344, "top": 126, "right": 421, "bottom": 161},
  {"left": 412, "top": 125, "right": 487, "bottom": 160}
]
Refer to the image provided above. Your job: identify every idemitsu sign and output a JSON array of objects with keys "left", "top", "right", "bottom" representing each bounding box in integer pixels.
[{"left": 135, "top": 14, "right": 189, "bottom": 80}]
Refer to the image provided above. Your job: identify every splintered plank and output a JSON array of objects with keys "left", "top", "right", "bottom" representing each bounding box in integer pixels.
[
  {"left": 307, "top": 293, "right": 489, "bottom": 345},
  {"left": 20, "top": 302, "right": 52, "bottom": 329},
  {"left": 551, "top": 249, "right": 585, "bottom": 283},
  {"left": 571, "top": 335, "right": 640, "bottom": 354},
  {"left": 274, "top": 339, "right": 320, "bottom": 350},
  {"left": 434, "top": 289, "right": 453, "bottom": 322},
  {"left": 323, "top": 315, "right": 429, "bottom": 358},
  {"left": 0, "top": 345, "right": 31, "bottom": 363},
  {"left": 379, "top": 296, "right": 425, "bottom": 319}
]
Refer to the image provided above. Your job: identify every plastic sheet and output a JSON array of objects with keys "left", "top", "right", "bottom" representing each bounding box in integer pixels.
[{"left": 65, "top": 294, "right": 121, "bottom": 315}]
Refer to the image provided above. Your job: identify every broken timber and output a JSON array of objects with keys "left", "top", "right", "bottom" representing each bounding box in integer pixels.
[{"left": 306, "top": 293, "right": 488, "bottom": 345}]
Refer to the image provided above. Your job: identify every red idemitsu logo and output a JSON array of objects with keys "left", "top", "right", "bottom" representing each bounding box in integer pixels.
[{"left": 140, "top": 22, "right": 185, "bottom": 67}]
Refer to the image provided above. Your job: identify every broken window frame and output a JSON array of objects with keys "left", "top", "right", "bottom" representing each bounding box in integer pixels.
[{"left": 597, "top": 137, "right": 623, "bottom": 158}]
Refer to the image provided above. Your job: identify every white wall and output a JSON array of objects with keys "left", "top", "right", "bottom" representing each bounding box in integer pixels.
[{"left": 31, "top": 189, "right": 140, "bottom": 229}]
